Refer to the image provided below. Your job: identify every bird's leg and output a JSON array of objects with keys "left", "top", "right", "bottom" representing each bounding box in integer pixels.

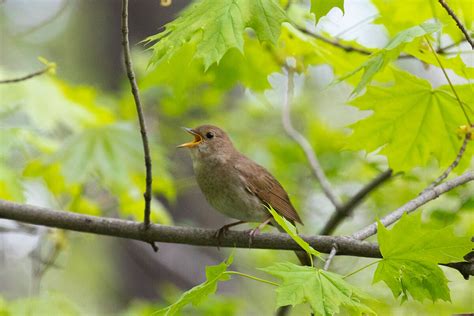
[
  {"left": 248, "top": 217, "right": 272, "bottom": 247},
  {"left": 214, "top": 220, "right": 247, "bottom": 250}
]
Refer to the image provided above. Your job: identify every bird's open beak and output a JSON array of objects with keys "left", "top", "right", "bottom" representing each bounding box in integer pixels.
[{"left": 177, "top": 127, "right": 203, "bottom": 148}]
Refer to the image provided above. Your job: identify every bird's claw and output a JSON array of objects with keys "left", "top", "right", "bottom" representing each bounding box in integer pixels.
[
  {"left": 214, "top": 226, "right": 230, "bottom": 250},
  {"left": 248, "top": 227, "right": 260, "bottom": 247}
]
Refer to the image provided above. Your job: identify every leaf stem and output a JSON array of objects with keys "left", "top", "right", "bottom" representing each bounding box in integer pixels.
[
  {"left": 343, "top": 260, "right": 381, "bottom": 279},
  {"left": 224, "top": 271, "right": 279, "bottom": 286},
  {"left": 424, "top": 36, "right": 472, "bottom": 125},
  {"left": 0, "top": 67, "right": 50, "bottom": 84}
]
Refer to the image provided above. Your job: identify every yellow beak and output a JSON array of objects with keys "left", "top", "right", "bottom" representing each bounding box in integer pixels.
[{"left": 177, "top": 127, "right": 203, "bottom": 148}]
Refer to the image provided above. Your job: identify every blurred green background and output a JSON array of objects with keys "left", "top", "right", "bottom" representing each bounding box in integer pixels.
[{"left": 0, "top": 0, "right": 473, "bottom": 315}]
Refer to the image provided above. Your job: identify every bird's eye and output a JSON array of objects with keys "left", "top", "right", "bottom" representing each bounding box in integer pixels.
[{"left": 206, "top": 132, "right": 214, "bottom": 139}]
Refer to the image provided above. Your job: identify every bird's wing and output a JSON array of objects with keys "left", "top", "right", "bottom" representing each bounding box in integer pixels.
[{"left": 234, "top": 156, "right": 303, "bottom": 224}]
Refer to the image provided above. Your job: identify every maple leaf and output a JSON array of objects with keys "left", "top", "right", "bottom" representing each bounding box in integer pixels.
[
  {"left": 261, "top": 263, "right": 374, "bottom": 316},
  {"left": 347, "top": 68, "right": 472, "bottom": 171},
  {"left": 374, "top": 213, "right": 472, "bottom": 303},
  {"left": 146, "top": 0, "right": 287, "bottom": 70}
]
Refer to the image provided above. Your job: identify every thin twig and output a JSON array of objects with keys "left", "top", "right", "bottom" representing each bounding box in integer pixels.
[
  {"left": 351, "top": 170, "right": 474, "bottom": 241},
  {"left": 121, "top": 0, "right": 153, "bottom": 228},
  {"left": 0, "top": 67, "right": 50, "bottom": 84},
  {"left": 323, "top": 246, "right": 337, "bottom": 270},
  {"left": 423, "top": 133, "right": 471, "bottom": 192},
  {"left": 425, "top": 37, "right": 472, "bottom": 125},
  {"left": 437, "top": 36, "right": 472, "bottom": 53},
  {"left": 281, "top": 66, "right": 342, "bottom": 209},
  {"left": 438, "top": 0, "right": 474, "bottom": 49},
  {"left": 321, "top": 169, "right": 393, "bottom": 270},
  {"left": 297, "top": 25, "right": 470, "bottom": 59},
  {"left": 320, "top": 169, "right": 393, "bottom": 235},
  {"left": 297, "top": 27, "right": 372, "bottom": 55}
]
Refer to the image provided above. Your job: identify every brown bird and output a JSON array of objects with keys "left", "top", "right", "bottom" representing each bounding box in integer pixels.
[{"left": 178, "top": 124, "right": 310, "bottom": 265}]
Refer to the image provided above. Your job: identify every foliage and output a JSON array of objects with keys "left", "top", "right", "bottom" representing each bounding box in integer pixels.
[
  {"left": 146, "top": 0, "right": 287, "bottom": 70},
  {"left": 1, "top": 0, "right": 473, "bottom": 314},
  {"left": 261, "top": 263, "right": 374, "bottom": 315},
  {"left": 347, "top": 69, "right": 472, "bottom": 171},
  {"left": 371, "top": 0, "right": 473, "bottom": 41},
  {"left": 374, "top": 213, "right": 472, "bottom": 303},
  {"left": 339, "top": 22, "right": 440, "bottom": 94},
  {"left": 156, "top": 255, "right": 234, "bottom": 315},
  {"left": 0, "top": 73, "right": 174, "bottom": 222}
]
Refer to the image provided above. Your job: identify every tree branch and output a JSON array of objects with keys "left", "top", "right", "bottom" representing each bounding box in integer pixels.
[
  {"left": 282, "top": 66, "right": 342, "bottom": 209},
  {"left": 321, "top": 169, "right": 393, "bottom": 270},
  {"left": 296, "top": 25, "right": 471, "bottom": 59},
  {"left": 423, "top": 133, "right": 471, "bottom": 193},
  {"left": 0, "top": 198, "right": 471, "bottom": 278},
  {"left": 0, "top": 199, "right": 379, "bottom": 257},
  {"left": 297, "top": 27, "right": 372, "bottom": 56},
  {"left": 320, "top": 169, "right": 393, "bottom": 235},
  {"left": 442, "top": 262, "right": 474, "bottom": 280},
  {"left": 121, "top": 0, "right": 153, "bottom": 228},
  {"left": 438, "top": 0, "right": 474, "bottom": 49},
  {"left": 0, "top": 67, "right": 50, "bottom": 84},
  {"left": 351, "top": 170, "right": 474, "bottom": 241}
]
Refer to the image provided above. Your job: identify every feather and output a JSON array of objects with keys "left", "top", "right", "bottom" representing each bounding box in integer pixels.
[{"left": 234, "top": 155, "right": 303, "bottom": 224}]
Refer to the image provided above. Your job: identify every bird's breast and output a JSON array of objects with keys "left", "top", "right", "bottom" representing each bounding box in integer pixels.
[{"left": 193, "top": 159, "right": 268, "bottom": 222}]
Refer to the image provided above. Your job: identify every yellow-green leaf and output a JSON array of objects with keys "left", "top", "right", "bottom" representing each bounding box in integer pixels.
[{"left": 347, "top": 68, "right": 471, "bottom": 171}]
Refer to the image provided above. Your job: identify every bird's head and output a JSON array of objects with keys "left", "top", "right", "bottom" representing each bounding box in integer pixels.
[{"left": 177, "top": 125, "right": 235, "bottom": 163}]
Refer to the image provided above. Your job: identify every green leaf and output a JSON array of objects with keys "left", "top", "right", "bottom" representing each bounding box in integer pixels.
[
  {"left": 373, "top": 259, "right": 450, "bottom": 303},
  {"left": 378, "top": 213, "right": 471, "bottom": 263},
  {"left": 0, "top": 76, "right": 94, "bottom": 132},
  {"left": 340, "top": 22, "right": 440, "bottom": 94},
  {"left": 267, "top": 206, "right": 321, "bottom": 263},
  {"left": 347, "top": 68, "right": 470, "bottom": 171},
  {"left": 156, "top": 255, "right": 234, "bottom": 316},
  {"left": 374, "top": 213, "right": 472, "bottom": 303},
  {"left": 53, "top": 123, "right": 143, "bottom": 189},
  {"left": 371, "top": 0, "right": 473, "bottom": 41},
  {"left": 311, "top": 0, "right": 344, "bottom": 21},
  {"left": 261, "top": 263, "right": 375, "bottom": 316},
  {"left": 146, "top": 0, "right": 287, "bottom": 70}
]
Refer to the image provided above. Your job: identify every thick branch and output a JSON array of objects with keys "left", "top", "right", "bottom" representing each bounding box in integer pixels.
[
  {"left": 352, "top": 170, "right": 474, "bottom": 241},
  {"left": 121, "top": 0, "right": 153, "bottom": 227},
  {"left": 0, "top": 199, "right": 380, "bottom": 257},
  {"left": 442, "top": 262, "right": 474, "bottom": 280},
  {"left": 0, "top": 199, "right": 471, "bottom": 278},
  {"left": 438, "top": 0, "right": 474, "bottom": 49}
]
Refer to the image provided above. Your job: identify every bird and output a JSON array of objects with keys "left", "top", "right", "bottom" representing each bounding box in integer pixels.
[{"left": 177, "top": 124, "right": 310, "bottom": 265}]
